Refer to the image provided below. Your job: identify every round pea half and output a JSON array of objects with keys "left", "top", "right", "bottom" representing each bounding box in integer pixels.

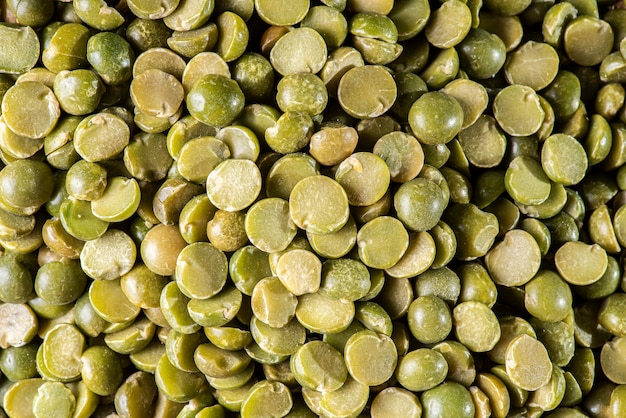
[
  {"left": 554, "top": 241, "right": 608, "bottom": 285},
  {"left": 345, "top": 330, "right": 397, "bottom": 386},
  {"left": 493, "top": 85, "right": 545, "bottom": 136},
  {"left": 289, "top": 175, "right": 350, "bottom": 234},
  {"left": 290, "top": 340, "right": 347, "bottom": 392},
  {"left": 337, "top": 65, "right": 397, "bottom": 119},
  {"left": 505, "top": 334, "right": 553, "bottom": 391},
  {"left": 206, "top": 159, "right": 262, "bottom": 212},
  {"left": 409, "top": 91, "right": 464, "bottom": 145},
  {"left": 186, "top": 74, "right": 245, "bottom": 127}
]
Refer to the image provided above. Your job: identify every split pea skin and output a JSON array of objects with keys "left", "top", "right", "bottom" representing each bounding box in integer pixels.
[{"left": 2, "top": 0, "right": 626, "bottom": 417}]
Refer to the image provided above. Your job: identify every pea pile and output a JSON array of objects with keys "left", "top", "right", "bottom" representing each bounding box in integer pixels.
[{"left": 1, "top": 0, "right": 626, "bottom": 416}]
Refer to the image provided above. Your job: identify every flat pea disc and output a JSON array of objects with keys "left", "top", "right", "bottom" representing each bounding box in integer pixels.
[
  {"left": 207, "top": 159, "right": 261, "bottom": 212},
  {"left": 338, "top": 65, "right": 397, "bottom": 119},
  {"left": 555, "top": 241, "right": 608, "bottom": 285},
  {"left": 2, "top": 81, "right": 60, "bottom": 139},
  {"left": 289, "top": 175, "right": 349, "bottom": 234},
  {"left": 505, "top": 334, "right": 552, "bottom": 391}
]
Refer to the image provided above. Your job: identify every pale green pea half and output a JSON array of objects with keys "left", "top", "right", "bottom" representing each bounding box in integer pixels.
[
  {"left": 554, "top": 241, "right": 608, "bottom": 285},
  {"left": 206, "top": 159, "right": 261, "bottom": 212},
  {"left": 319, "top": 377, "right": 369, "bottom": 418},
  {"left": 0, "top": 24, "right": 40, "bottom": 74},
  {"left": 73, "top": 112, "right": 130, "bottom": 162},
  {"left": 357, "top": 216, "right": 409, "bottom": 270},
  {"left": 385, "top": 231, "right": 436, "bottom": 279},
  {"left": 276, "top": 249, "right": 322, "bottom": 295},
  {"left": 289, "top": 175, "right": 350, "bottom": 234},
  {"left": 541, "top": 133, "right": 588, "bottom": 185},
  {"left": 453, "top": 301, "right": 501, "bottom": 352},
  {"left": 266, "top": 153, "right": 319, "bottom": 201},
  {"left": 176, "top": 242, "right": 227, "bottom": 300},
  {"left": 240, "top": 380, "right": 293, "bottom": 418},
  {"left": 187, "top": 286, "right": 242, "bottom": 327},
  {"left": 90, "top": 177, "right": 140, "bottom": 223},
  {"left": 505, "top": 156, "right": 552, "bottom": 206},
  {"left": 41, "top": 324, "right": 85, "bottom": 382},
  {"left": 250, "top": 316, "right": 306, "bottom": 357},
  {"left": 251, "top": 277, "right": 297, "bottom": 328},
  {"left": 484, "top": 229, "right": 541, "bottom": 287},
  {"left": 80, "top": 229, "right": 136, "bottom": 281},
  {"left": 344, "top": 330, "right": 397, "bottom": 386},
  {"left": 33, "top": 381, "right": 76, "bottom": 418},
  {"left": 1, "top": 81, "right": 59, "bottom": 139},
  {"left": 290, "top": 340, "right": 347, "bottom": 392},
  {"left": 245, "top": 198, "right": 297, "bottom": 253},
  {"left": 493, "top": 85, "right": 545, "bottom": 136},
  {"left": 307, "top": 215, "right": 357, "bottom": 259},
  {"left": 160, "top": 281, "right": 201, "bottom": 335},
  {"left": 505, "top": 334, "right": 553, "bottom": 391},
  {"left": 296, "top": 292, "right": 355, "bottom": 334},
  {"left": 337, "top": 65, "right": 397, "bottom": 119},
  {"left": 270, "top": 27, "right": 327, "bottom": 76},
  {"left": 371, "top": 387, "right": 422, "bottom": 418},
  {"left": 177, "top": 136, "right": 230, "bottom": 183},
  {"left": 89, "top": 279, "right": 140, "bottom": 324}
]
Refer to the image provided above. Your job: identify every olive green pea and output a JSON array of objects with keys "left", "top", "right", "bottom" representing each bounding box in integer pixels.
[
  {"left": 141, "top": 224, "right": 188, "bottom": 276},
  {"left": 155, "top": 354, "right": 205, "bottom": 403},
  {"left": 396, "top": 348, "right": 448, "bottom": 392},
  {"left": 276, "top": 73, "right": 328, "bottom": 116},
  {"left": 290, "top": 175, "right": 350, "bottom": 234},
  {"left": 73, "top": 0, "right": 125, "bottom": 30},
  {"left": 394, "top": 178, "right": 447, "bottom": 232},
  {"left": 176, "top": 242, "right": 227, "bottom": 300},
  {"left": 302, "top": 5, "right": 349, "bottom": 49},
  {"left": 114, "top": 371, "right": 158, "bottom": 418},
  {"left": 444, "top": 203, "right": 499, "bottom": 260},
  {"left": 504, "top": 41, "right": 560, "bottom": 90},
  {"left": 187, "top": 74, "right": 245, "bottom": 127},
  {"left": 407, "top": 295, "right": 452, "bottom": 345},
  {"left": 296, "top": 292, "right": 354, "bottom": 334},
  {"left": 35, "top": 260, "right": 87, "bottom": 306},
  {"left": 0, "top": 255, "right": 33, "bottom": 304},
  {"left": 543, "top": 70, "right": 582, "bottom": 122},
  {"left": 0, "top": 24, "right": 40, "bottom": 74},
  {"left": 53, "top": 69, "right": 104, "bottom": 116},
  {"left": 453, "top": 301, "right": 500, "bottom": 352},
  {"left": 80, "top": 345, "right": 123, "bottom": 396},
  {"left": 601, "top": 337, "right": 626, "bottom": 384},
  {"left": 485, "top": 229, "right": 542, "bottom": 287},
  {"left": 127, "top": 0, "right": 180, "bottom": 19},
  {"left": 73, "top": 112, "right": 131, "bottom": 163},
  {"left": 0, "top": 160, "right": 53, "bottom": 216},
  {"left": 409, "top": 91, "right": 463, "bottom": 145},
  {"left": 41, "top": 23, "right": 90, "bottom": 73},
  {"left": 373, "top": 126, "right": 424, "bottom": 183},
  {"left": 86, "top": 32, "right": 134, "bottom": 86},
  {"left": 133, "top": 47, "right": 186, "bottom": 80}
]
